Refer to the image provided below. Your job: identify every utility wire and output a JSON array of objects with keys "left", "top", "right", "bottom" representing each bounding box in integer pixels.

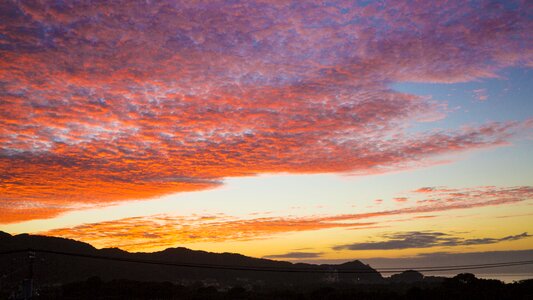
[
  {"left": 1, "top": 248, "right": 532, "bottom": 274},
  {"left": 2, "top": 248, "right": 530, "bottom": 270}
]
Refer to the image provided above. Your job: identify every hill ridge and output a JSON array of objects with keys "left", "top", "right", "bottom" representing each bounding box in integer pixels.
[{"left": 0, "top": 231, "right": 382, "bottom": 285}]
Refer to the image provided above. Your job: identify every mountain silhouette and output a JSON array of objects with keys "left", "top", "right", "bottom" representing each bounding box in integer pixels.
[{"left": 0, "top": 231, "right": 382, "bottom": 286}]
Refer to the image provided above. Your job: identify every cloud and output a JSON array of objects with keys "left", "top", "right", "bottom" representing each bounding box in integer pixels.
[
  {"left": 495, "top": 213, "right": 533, "bottom": 219},
  {"left": 394, "top": 197, "right": 409, "bottom": 203},
  {"left": 332, "top": 231, "right": 531, "bottom": 251},
  {"left": 413, "top": 187, "right": 439, "bottom": 193},
  {"left": 39, "top": 185, "right": 533, "bottom": 251},
  {"left": 1, "top": 0, "right": 532, "bottom": 222},
  {"left": 42, "top": 214, "right": 376, "bottom": 251},
  {"left": 263, "top": 252, "right": 324, "bottom": 259},
  {"left": 413, "top": 215, "right": 436, "bottom": 219},
  {"left": 473, "top": 88, "right": 488, "bottom": 101}
]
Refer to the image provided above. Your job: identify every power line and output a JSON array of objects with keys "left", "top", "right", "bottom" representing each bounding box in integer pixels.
[
  {"left": 1, "top": 248, "right": 532, "bottom": 274},
  {"left": 350, "top": 260, "right": 533, "bottom": 271}
]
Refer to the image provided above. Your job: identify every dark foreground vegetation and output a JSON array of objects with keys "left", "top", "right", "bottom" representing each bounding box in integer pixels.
[
  {"left": 2, "top": 232, "right": 532, "bottom": 299},
  {"left": 5, "top": 274, "right": 531, "bottom": 300}
]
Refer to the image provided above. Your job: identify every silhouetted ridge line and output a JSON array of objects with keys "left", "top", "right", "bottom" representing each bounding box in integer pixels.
[{"left": 2, "top": 248, "right": 532, "bottom": 273}]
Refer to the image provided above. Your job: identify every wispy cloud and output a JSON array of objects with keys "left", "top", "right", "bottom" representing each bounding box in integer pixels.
[
  {"left": 1, "top": 1, "right": 532, "bottom": 222},
  {"left": 333, "top": 232, "right": 531, "bottom": 251},
  {"left": 473, "top": 88, "right": 488, "bottom": 101},
  {"left": 394, "top": 197, "right": 409, "bottom": 203},
  {"left": 263, "top": 252, "right": 324, "bottom": 259},
  {"left": 40, "top": 185, "right": 533, "bottom": 251},
  {"left": 42, "top": 214, "right": 376, "bottom": 251}
]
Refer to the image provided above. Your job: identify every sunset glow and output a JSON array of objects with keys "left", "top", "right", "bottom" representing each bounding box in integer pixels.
[{"left": 1, "top": 0, "right": 532, "bottom": 271}]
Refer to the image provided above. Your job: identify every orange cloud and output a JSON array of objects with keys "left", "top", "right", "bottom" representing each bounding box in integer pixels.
[
  {"left": 393, "top": 197, "right": 409, "bottom": 203},
  {"left": 1, "top": 1, "right": 532, "bottom": 222},
  {"left": 43, "top": 214, "right": 376, "bottom": 252},
  {"left": 40, "top": 185, "right": 533, "bottom": 251}
]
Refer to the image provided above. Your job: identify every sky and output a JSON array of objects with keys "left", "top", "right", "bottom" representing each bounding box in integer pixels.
[{"left": 1, "top": 0, "right": 532, "bottom": 277}]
